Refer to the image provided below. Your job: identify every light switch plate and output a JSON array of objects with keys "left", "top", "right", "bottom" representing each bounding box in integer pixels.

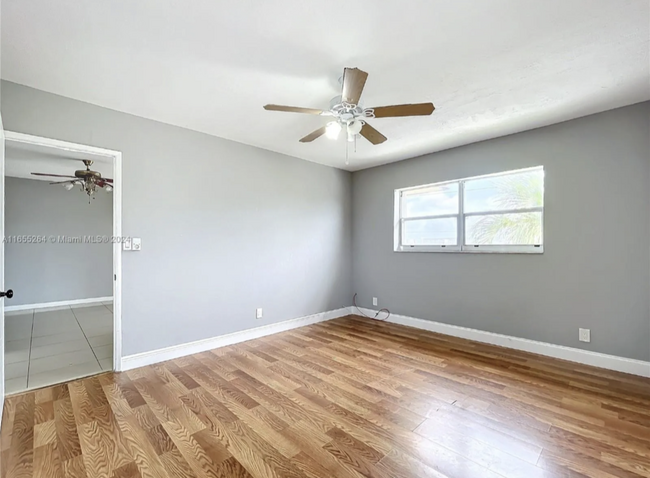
[{"left": 122, "top": 238, "right": 132, "bottom": 251}]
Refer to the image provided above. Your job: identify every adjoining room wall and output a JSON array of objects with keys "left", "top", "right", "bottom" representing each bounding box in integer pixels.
[
  {"left": 1, "top": 81, "right": 353, "bottom": 357},
  {"left": 4, "top": 177, "right": 113, "bottom": 306},
  {"left": 352, "top": 102, "right": 650, "bottom": 361}
]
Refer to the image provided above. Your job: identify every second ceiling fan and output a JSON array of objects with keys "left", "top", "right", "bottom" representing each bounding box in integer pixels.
[
  {"left": 264, "top": 67, "right": 435, "bottom": 145},
  {"left": 31, "top": 159, "right": 113, "bottom": 201}
]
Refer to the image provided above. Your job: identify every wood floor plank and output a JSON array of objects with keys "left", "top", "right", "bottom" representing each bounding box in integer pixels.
[
  {"left": 77, "top": 419, "right": 112, "bottom": 478},
  {"left": 1, "top": 397, "right": 17, "bottom": 455},
  {"left": 157, "top": 447, "right": 197, "bottom": 478},
  {"left": 211, "top": 456, "right": 255, "bottom": 478},
  {"left": 34, "top": 389, "right": 53, "bottom": 405},
  {"left": 33, "top": 421, "right": 57, "bottom": 449},
  {"left": 112, "top": 412, "right": 169, "bottom": 478},
  {"left": 114, "top": 375, "right": 147, "bottom": 410},
  {"left": 143, "top": 424, "right": 175, "bottom": 456},
  {"left": 32, "top": 442, "right": 63, "bottom": 478},
  {"left": 101, "top": 381, "right": 135, "bottom": 420},
  {"left": 5, "top": 395, "right": 35, "bottom": 478},
  {"left": 161, "top": 420, "right": 226, "bottom": 478},
  {"left": 209, "top": 418, "right": 309, "bottom": 478},
  {"left": 33, "top": 401, "right": 54, "bottom": 425},
  {"left": 94, "top": 404, "right": 133, "bottom": 473},
  {"left": 3, "top": 315, "right": 649, "bottom": 478},
  {"left": 112, "top": 462, "right": 142, "bottom": 478},
  {"left": 60, "top": 455, "right": 87, "bottom": 478},
  {"left": 54, "top": 395, "right": 82, "bottom": 463}
]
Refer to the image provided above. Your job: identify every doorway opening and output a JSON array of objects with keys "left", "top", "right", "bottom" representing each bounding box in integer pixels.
[{"left": 3, "top": 132, "right": 122, "bottom": 394}]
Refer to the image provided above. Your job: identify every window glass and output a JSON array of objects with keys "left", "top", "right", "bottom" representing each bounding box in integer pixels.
[
  {"left": 403, "top": 183, "right": 459, "bottom": 218},
  {"left": 402, "top": 218, "right": 457, "bottom": 246},
  {"left": 465, "top": 212, "right": 543, "bottom": 245},
  {"left": 464, "top": 169, "right": 544, "bottom": 214}
]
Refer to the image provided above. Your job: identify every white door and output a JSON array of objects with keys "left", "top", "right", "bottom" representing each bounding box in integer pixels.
[{"left": 0, "top": 114, "right": 5, "bottom": 417}]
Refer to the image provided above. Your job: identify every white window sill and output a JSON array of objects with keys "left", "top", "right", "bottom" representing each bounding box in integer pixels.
[{"left": 394, "top": 246, "right": 544, "bottom": 254}]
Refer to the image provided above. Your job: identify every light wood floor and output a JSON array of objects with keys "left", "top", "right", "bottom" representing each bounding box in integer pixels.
[{"left": 1, "top": 315, "right": 649, "bottom": 478}]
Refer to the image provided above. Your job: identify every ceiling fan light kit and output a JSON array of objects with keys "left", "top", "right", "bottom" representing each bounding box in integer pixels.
[
  {"left": 347, "top": 119, "right": 363, "bottom": 136},
  {"left": 325, "top": 121, "right": 342, "bottom": 139},
  {"left": 263, "top": 67, "right": 435, "bottom": 160}
]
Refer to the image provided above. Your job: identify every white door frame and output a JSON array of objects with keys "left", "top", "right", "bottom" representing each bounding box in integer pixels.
[
  {"left": 1, "top": 116, "right": 6, "bottom": 420},
  {"left": 4, "top": 131, "right": 124, "bottom": 372}
]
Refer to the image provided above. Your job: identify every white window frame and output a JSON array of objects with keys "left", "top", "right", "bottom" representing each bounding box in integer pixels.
[{"left": 394, "top": 166, "right": 544, "bottom": 254}]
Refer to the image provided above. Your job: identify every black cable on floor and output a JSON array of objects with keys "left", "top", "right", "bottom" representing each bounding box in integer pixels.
[{"left": 353, "top": 293, "right": 390, "bottom": 321}]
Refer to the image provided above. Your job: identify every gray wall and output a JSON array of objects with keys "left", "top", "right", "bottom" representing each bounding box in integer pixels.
[
  {"left": 3, "top": 79, "right": 647, "bottom": 363},
  {"left": 1, "top": 81, "right": 352, "bottom": 356},
  {"left": 352, "top": 102, "right": 650, "bottom": 361},
  {"left": 4, "top": 176, "right": 112, "bottom": 306}
]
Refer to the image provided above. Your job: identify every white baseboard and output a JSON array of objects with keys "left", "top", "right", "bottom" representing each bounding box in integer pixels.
[
  {"left": 4, "top": 296, "right": 113, "bottom": 312},
  {"left": 121, "top": 307, "right": 352, "bottom": 371},
  {"left": 355, "top": 307, "right": 650, "bottom": 378}
]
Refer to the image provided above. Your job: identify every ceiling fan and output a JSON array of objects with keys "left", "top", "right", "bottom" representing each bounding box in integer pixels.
[
  {"left": 31, "top": 159, "right": 113, "bottom": 201},
  {"left": 264, "top": 67, "right": 435, "bottom": 145}
]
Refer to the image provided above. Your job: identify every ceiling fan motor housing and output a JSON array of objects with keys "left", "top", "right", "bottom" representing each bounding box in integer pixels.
[
  {"left": 329, "top": 96, "right": 368, "bottom": 122},
  {"left": 328, "top": 96, "right": 374, "bottom": 142},
  {"left": 75, "top": 169, "right": 102, "bottom": 179}
]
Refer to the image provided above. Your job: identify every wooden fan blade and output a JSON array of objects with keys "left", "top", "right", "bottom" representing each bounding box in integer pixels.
[
  {"left": 103, "top": 178, "right": 113, "bottom": 183},
  {"left": 360, "top": 123, "right": 387, "bottom": 145},
  {"left": 299, "top": 126, "right": 327, "bottom": 143},
  {"left": 31, "top": 172, "right": 77, "bottom": 178},
  {"left": 49, "top": 180, "right": 78, "bottom": 185},
  {"left": 341, "top": 67, "right": 368, "bottom": 105},
  {"left": 264, "top": 104, "right": 323, "bottom": 115},
  {"left": 370, "top": 103, "right": 435, "bottom": 118}
]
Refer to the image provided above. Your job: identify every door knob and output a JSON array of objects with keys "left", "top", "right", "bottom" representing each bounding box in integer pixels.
[{"left": 0, "top": 289, "right": 13, "bottom": 299}]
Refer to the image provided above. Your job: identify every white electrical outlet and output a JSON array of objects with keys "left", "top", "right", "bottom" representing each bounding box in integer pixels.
[
  {"left": 579, "top": 328, "right": 591, "bottom": 343},
  {"left": 256, "top": 308, "right": 263, "bottom": 319},
  {"left": 372, "top": 297, "right": 378, "bottom": 306}
]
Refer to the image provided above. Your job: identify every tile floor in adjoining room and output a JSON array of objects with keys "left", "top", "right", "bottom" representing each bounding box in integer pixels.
[{"left": 4, "top": 302, "right": 113, "bottom": 394}]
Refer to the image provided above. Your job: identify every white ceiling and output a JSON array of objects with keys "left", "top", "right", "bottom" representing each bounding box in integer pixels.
[
  {"left": 2, "top": 1, "right": 649, "bottom": 171},
  {"left": 5, "top": 142, "right": 112, "bottom": 181}
]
